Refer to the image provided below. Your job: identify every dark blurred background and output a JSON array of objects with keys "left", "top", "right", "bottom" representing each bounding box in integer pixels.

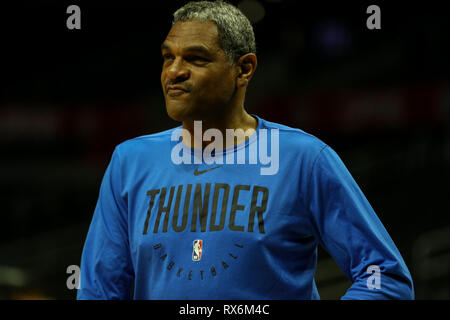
[{"left": 1, "top": 0, "right": 449, "bottom": 299}]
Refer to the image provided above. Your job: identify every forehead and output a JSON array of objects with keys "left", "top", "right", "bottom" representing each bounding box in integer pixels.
[{"left": 163, "top": 20, "right": 221, "bottom": 50}]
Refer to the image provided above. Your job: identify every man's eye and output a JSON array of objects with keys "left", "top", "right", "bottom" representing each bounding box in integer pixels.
[
  {"left": 162, "top": 54, "right": 174, "bottom": 60},
  {"left": 186, "top": 56, "right": 209, "bottom": 63}
]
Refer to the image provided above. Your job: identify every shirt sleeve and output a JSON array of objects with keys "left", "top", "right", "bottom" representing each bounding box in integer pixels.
[
  {"left": 77, "top": 147, "right": 134, "bottom": 300},
  {"left": 306, "top": 145, "right": 414, "bottom": 299}
]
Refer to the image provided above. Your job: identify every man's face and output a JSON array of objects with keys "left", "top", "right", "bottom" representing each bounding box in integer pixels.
[{"left": 161, "top": 20, "right": 238, "bottom": 122}]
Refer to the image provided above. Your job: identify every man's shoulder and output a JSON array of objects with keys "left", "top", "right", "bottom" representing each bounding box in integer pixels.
[{"left": 258, "top": 116, "right": 327, "bottom": 154}]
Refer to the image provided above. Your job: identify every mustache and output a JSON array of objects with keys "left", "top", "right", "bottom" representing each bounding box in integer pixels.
[{"left": 164, "top": 80, "right": 193, "bottom": 92}]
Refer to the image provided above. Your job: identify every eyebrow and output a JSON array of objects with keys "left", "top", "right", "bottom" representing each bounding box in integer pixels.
[{"left": 161, "top": 43, "right": 212, "bottom": 56}]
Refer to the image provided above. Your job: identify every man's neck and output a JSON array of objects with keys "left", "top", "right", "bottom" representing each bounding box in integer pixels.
[{"left": 181, "top": 109, "right": 257, "bottom": 150}]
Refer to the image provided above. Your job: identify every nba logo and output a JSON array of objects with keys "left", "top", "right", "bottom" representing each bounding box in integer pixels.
[{"left": 192, "top": 240, "right": 203, "bottom": 261}]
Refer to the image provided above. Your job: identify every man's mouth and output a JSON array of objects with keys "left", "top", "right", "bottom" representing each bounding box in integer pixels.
[{"left": 166, "top": 85, "right": 189, "bottom": 97}]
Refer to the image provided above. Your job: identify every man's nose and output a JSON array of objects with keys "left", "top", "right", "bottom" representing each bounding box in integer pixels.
[{"left": 166, "top": 58, "right": 189, "bottom": 82}]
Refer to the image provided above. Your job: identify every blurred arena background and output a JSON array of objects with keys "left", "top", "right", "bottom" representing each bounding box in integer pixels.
[{"left": 1, "top": 0, "right": 449, "bottom": 299}]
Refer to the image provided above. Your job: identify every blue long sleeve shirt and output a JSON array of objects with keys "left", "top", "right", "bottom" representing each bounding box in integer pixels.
[{"left": 77, "top": 115, "right": 414, "bottom": 299}]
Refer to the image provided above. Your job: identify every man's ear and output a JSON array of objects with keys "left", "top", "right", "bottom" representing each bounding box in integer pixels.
[{"left": 236, "top": 53, "right": 257, "bottom": 87}]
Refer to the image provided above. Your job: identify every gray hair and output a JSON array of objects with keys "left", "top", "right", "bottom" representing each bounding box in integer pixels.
[{"left": 173, "top": 0, "right": 256, "bottom": 63}]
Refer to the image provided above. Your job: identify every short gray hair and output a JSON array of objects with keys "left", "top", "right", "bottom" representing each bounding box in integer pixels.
[{"left": 173, "top": 0, "right": 256, "bottom": 63}]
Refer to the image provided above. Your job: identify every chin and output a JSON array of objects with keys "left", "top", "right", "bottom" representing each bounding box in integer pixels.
[
  {"left": 166, "top": 108, "right": 183, "bottom": 122},
  {"left": 166, "top": 102, "right": 192, "bottom": 122}
]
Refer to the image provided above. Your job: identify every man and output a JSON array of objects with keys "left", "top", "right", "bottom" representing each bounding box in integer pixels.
[{"left": 77, "top": 1, "right": 414, "bottom": 299}]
